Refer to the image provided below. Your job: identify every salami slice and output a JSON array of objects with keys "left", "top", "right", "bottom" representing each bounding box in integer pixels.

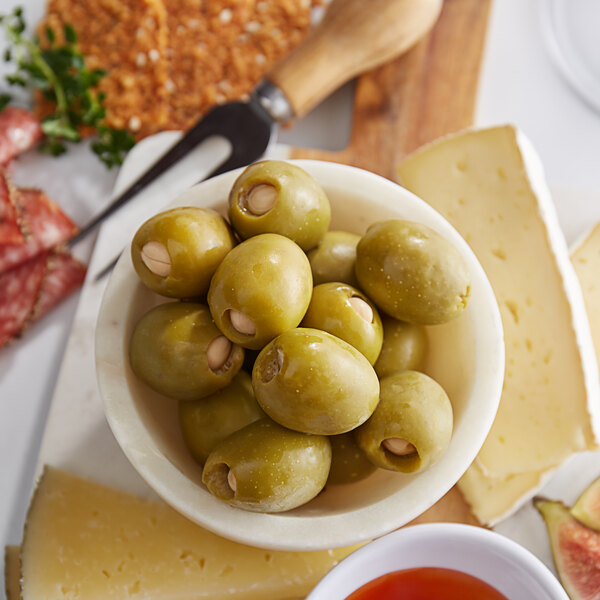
[
  {"left": 0, "top": 188, "right": 77, "bottom": 273},
  {"left": 0, "top": 250, "right": 86, "bottom": 348},
  {"left": 0, "top": 106, "right": 43, "bottom": 166},
  {"left": 0, "top": 250, "right": 47, "bottom": 347},
  {"left": 0, "top": 169, "right": 24, "bottom": 245},
  {"left": 33, "top": 251, "right": 86, "bottom": 318}
]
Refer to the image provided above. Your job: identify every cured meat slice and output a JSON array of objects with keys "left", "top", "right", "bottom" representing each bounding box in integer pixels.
[
  {"left": 34, "top": 251, "right": 86, "bottom": 318},
  {"left": 0, "top": 188, "right": 77, "bottom": 273},
  {"left": 0, "top": 169, "right": 24, "bottom": 245},
  {"left": 0, "top": 250, "right": 86, "bottom": 348},
  {"left": 0, "top": 250, "right": 47, "bottom": 347},
  {"left": 0, "top": 106, "right": 43, "bottom": 165}
]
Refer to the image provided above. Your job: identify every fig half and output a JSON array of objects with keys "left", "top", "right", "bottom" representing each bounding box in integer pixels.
[
  {"left": 534, "top": 497, "right": 600, "bottom": 600},
  {"left": 571, "top": 476, "right": 600, "bottom": 532}
]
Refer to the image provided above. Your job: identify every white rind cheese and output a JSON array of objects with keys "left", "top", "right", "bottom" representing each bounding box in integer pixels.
[
  {"left": 398, "top": 125, "right": 600, "bottom": 520},
  {"left": 571, "top": 222, "right": 600, "bottom": 367},
  {"left": 458, "top": 461, "right": 555, "bottom": 526},
  {"left": 455, "top": 222, "right": 600, "bottom": 526},
  {"left": 20, "top": 467, "right": 359, "bottom": 600}
]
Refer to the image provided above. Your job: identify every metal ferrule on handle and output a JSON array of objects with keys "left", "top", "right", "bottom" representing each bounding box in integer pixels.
[{"left": 252, "top": 80, "right": 295, "bottom": 124}]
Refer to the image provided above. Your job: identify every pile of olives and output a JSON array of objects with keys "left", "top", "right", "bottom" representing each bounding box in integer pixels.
[{"left": 128, "top": 160, "right": 471, "bottom": 514}]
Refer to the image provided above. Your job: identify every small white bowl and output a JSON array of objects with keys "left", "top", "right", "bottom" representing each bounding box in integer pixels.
[
  {"left": 95, "top": 160, "right": 504, "bottom": 551},
  {"left": 307, "top": 523, "right": 569, "bottom": 600}
]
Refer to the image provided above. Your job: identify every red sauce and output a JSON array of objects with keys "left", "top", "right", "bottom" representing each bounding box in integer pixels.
[{"left": 345, "top": 567, "right": 509, "bottom": 600}]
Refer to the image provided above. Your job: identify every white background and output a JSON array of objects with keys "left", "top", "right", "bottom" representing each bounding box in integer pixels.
[{"left": 2, "top": 0, "right": 600, "bottom": 590}]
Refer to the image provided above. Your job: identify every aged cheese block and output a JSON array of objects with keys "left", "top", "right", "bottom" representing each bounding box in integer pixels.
[
  {"left": 428, "top": 217, "right": 600, "bottom": 526},
  {"left": 398, "top": 126, "right": 600, "bottom": 482},
  {"left": 21, "top": 467, "right": 359, "bottom": 600},
  {"left": 441, "top": 221, "right": 600, "bottom": 526},
  {"left": 4, "top": 545, "right": 21, "bottom": 600}
]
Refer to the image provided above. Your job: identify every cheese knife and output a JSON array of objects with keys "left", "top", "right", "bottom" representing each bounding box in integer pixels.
[{"left": 79, "top": 0, "right": 442, "bottom": 276}]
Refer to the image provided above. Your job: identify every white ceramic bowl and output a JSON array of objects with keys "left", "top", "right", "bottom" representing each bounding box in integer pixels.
[
  {"left": 95, "top": 160, "right": 504, "bottom": 551},
  {"left": 307, "top": 523, "right": 569, "bottom": 600}
]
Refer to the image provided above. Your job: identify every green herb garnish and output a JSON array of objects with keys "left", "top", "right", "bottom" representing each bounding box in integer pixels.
[
  {"left": 0, "top": 7, "right": 135, "bottom": 167},
  {"left": 0, "top": 93, "right": 11, "bottom": 111}
]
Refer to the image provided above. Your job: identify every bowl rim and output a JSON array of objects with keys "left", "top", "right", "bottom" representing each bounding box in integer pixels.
[
  {"left": 95, "top": 159, "right": 505, "bottom": 551},
  {"left": 306, "top": 523, "right": 569, "bottom": 600}
]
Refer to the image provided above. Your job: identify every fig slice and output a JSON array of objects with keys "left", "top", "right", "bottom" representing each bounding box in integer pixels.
[
  {"left": 571, "top": 476, "right": 600, "bottom": 532},
  {"left": 534, "top": 497, "right": 600, "bottom": 600}
]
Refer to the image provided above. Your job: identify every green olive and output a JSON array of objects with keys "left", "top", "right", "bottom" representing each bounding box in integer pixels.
[
  {"left": 131, "top": 207, "right": 234, "bottom": 298},
  {"left": 207, "top": 233, "right": 313, "bottom": 350},
  {"left": 355, "top": 220, "right": 470, "bottom": 324},
  {"left": 202, "top": 419, "right": 331, "bottom": 513},
  {"left": 307, "top": 231, "right": 360, "bottom": 286},
  {"left": 178, "top": 372, "right": 264, "bottom": 465},
  {"left": 228, "top": 160, "right": 331, "bottom": 251},
  {"left": 129, "top": 302, "right": 244, "bottom": 401},
  {"left": 301, "top": 282, "right": 383, "bottom": 365},
  {"left": 355, "top": 371, "right": 453, "bottom": 473},
  {"left": 327, "top": 432, "right": 376, "bottom": 486},
  {"left": 374, "top": 317, "right": 428, "bottom": 378},
  {"left": 252, "top": 328, "right": 380, "bottom": 435}
]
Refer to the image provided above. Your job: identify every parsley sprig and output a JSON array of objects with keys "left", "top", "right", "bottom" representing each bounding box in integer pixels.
[{"left": 0, "top": 7, "right": 135, "bottom": 168}]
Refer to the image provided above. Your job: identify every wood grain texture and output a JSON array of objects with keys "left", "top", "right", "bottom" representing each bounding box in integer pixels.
[
  {"left": 292, "top": 0, "right": 491, "bottom": 178},
  {"left": 292, "top": 0, "right": 492, "bottom": 526},
  {"left": 269, "top": 0, "right": 442, "bottom": 119}
]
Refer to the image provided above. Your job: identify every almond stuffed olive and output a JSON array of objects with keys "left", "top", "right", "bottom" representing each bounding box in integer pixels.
[
  {"left": 179, "top": 372, "right": 264, "bottom": 465},
  {"left": 307, "top": 230, "right": 360, "bottom": 286},
  {"left": 129, "top": 302, "right": 244, "bottom": 401},
  {"left": 301, "top": 282, "right": 383, "bottom": 365},
  {"left": 374, "top": 317, "right": 428, "bottom": 378},
  {"left": 327, "top": 432, "right": 376, "bottom": 486},
  {"left": 207, "top": 234, "right": 313, "bottom": 350},
  {"left": 355, "top": 220, "right": 470, "bottom": 325},
  {"left": 252, "top": 328, "right": 379, "bottom": 435},
  {"left": 202, "top": 419, "right": 331, "bottom": 513},
  {"left": 131, "top": 207, "right": 234, "bottom": 298},
  {"left": 355, "top": 371, "right": 453, "bottom": 473},
  {"left": 228, "top": 161, "right": 330, "bottom": 251}
]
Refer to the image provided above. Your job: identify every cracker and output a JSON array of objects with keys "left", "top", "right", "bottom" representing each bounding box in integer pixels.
[
  {"left": 162, "top": 0, "right": 316, "bottom": 130},
  {"left": 38, "top": 0, "right": 170, "bottom": 139},
  {"left": 37, "top": 0, "right": 323, "bottom": 137}
]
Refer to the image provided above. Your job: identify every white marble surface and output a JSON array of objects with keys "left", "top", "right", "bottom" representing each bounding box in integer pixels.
[{"left": 2, "top": 0, "right": 600, "bottom": 587}]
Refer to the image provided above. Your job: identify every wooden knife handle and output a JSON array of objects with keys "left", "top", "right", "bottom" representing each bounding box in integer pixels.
[{"left": 267, "top": 0, "right": 442, "bottom": 119}]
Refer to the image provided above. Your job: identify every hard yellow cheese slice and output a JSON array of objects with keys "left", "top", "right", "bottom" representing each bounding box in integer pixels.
[
  {"left": 446, "top": 221, "right": 600, "bottom": 526},
  {"left": 398, "top": 126, "right": 600, "bottom": 482},
  {"left": 21, "top": 467, "right": 359, "bottom": 600}
]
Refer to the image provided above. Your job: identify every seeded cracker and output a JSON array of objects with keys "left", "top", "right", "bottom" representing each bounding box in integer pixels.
[
  {"left": 162, "top": 0, "right": 317, "bottom": 131},
  {"left": 38, "top": 0, "right": 170, "bottom": 139}
]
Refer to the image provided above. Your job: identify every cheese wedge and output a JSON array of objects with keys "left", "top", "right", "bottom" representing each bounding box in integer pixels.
[
  {"left": 458, "top": 462, "right": 554, "bottom": 526},
  {"left": 445, "top": 222, "right": 600, "bottom": 526},
  {"left": 21, "top": 467, "right": 359, "bottom": 600},
  {"left": 398, "top": 125, "right": 600, "bottom": 483},
  {"left": 4, "top": 546, "right": 21, "bottom": 600}
]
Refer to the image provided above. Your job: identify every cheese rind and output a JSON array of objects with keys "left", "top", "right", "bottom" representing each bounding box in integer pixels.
[
  {"left": 398, "top": 125, "right": 600, "bottom": 482},
  {"left": 432, "top": 218, "right": 600, "bottom": 526},
  {"left": 571, "top": 222, "right": 600, "bottom": 374},
  {"left": 458, "top": 462, "right": 554, "bottom": 526},
  {"left": 21, "top": 467, "right": 359, "bottom": 600}
]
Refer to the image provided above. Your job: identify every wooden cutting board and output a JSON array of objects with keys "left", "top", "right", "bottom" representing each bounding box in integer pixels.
[{"left": 292, "top": 0, "right": 492, "bottom": 526}]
